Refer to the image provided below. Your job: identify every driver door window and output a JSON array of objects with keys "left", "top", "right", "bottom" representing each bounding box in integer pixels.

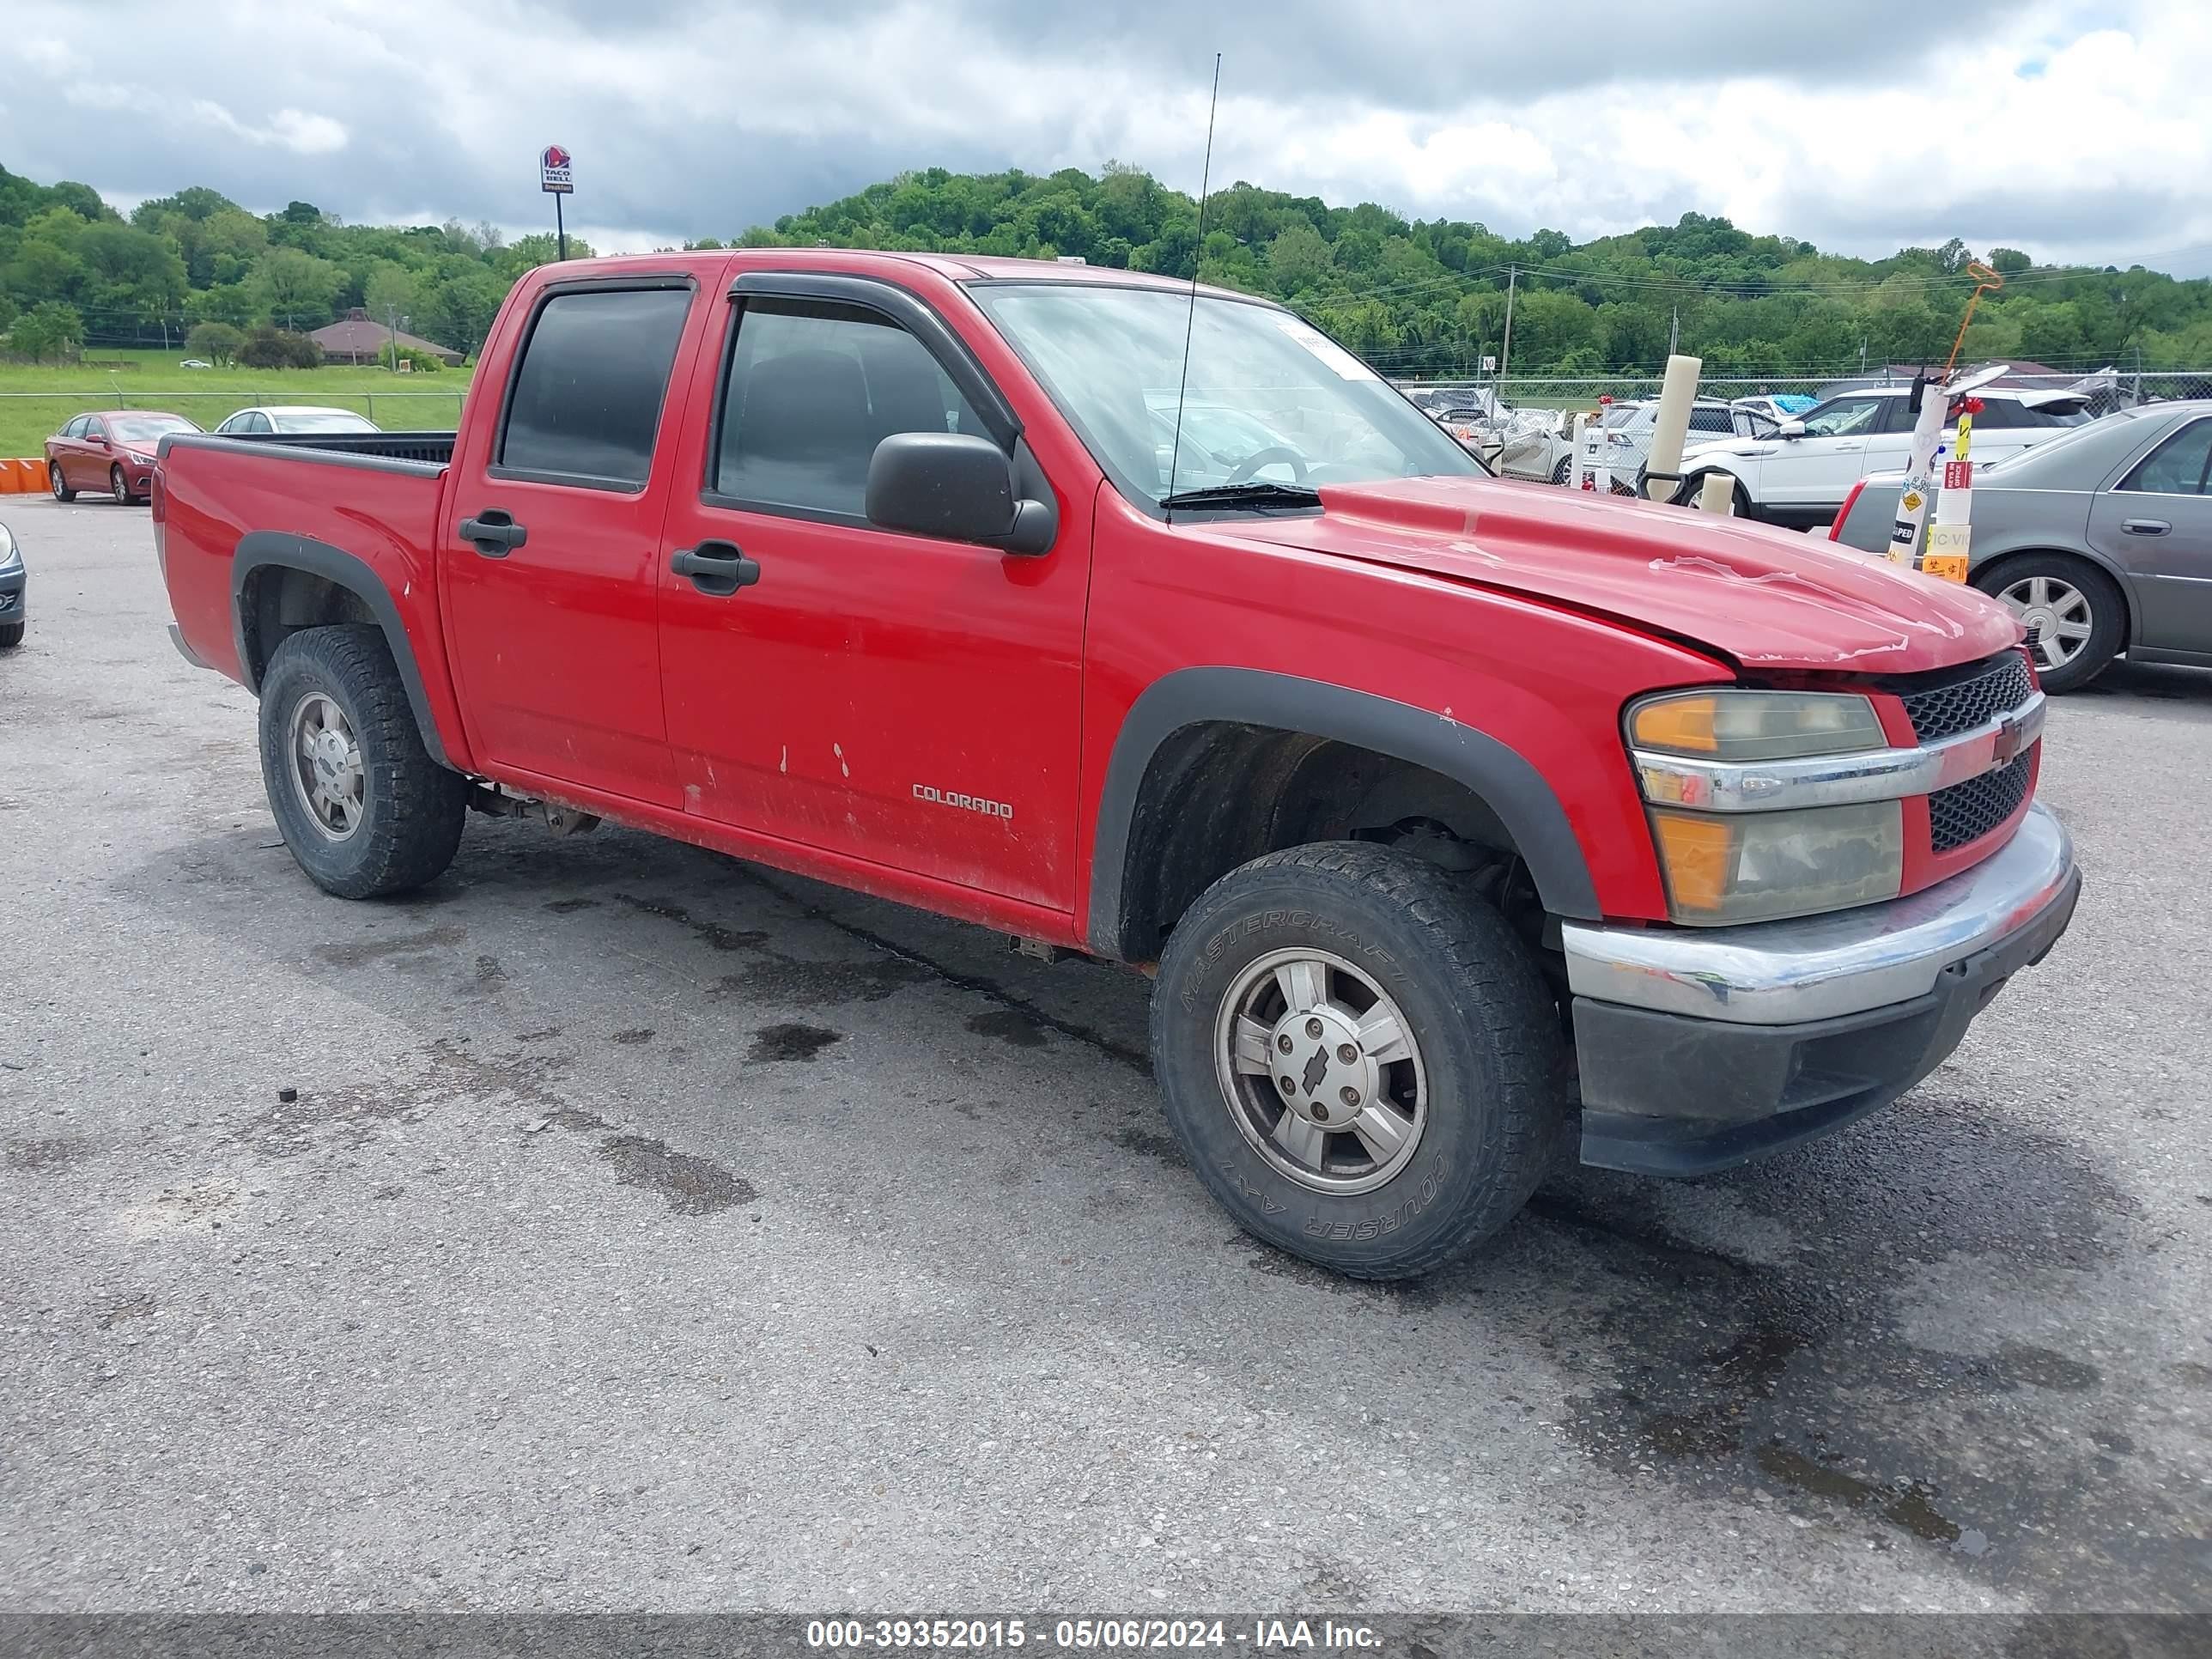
[
  {"left": 1801, "top": 397, "right": 1885, "bottom": 438},
  {"left": 714, "top": 301, "right": 985, "bottom": 520}
]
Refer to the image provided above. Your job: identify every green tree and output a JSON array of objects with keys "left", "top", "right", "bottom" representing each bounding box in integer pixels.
[
  {"left": 185, "top": 320, "right": 245, "bottom": 364},
  {"left": 255, "top": 246, "right": 344, "bottom": 329},
  {"left": 10, "top": 299, "right": 85, "bottom": 361}
]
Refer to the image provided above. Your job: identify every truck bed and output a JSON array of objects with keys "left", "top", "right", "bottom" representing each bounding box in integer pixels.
[
  {"left": 207, "top": 429, "right": 458, "bottom": 467},
  {"left": 154, "top": 430, "right": 461, "bottom": 756}
]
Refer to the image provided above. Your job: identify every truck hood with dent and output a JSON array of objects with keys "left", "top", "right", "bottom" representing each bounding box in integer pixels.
[{"left": 1218, "top": 475, "right": 2020, "bottom": 673}]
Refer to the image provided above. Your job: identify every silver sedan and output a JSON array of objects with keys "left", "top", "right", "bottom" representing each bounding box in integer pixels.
[{"left": 1830, "top": 400, "right": 2212, "bottom": 691}]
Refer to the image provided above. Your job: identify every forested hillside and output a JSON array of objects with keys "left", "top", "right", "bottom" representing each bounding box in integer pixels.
[
  {"left": 7, "top": 158, "right": 2209, "bottom": 376},
  {"left": 0, "top": 164, "right": 587, "bottom": 364}
]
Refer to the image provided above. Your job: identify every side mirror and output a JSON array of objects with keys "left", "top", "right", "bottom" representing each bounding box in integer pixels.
[
  {"left": 90, "top": 434, "right": 112, "bottom": 448},
  {"left": 1776, "top": 419, "right": 1806, "bottom": 439},
  {"left": 866, "top": 432, "right": 1054, "bottom": 556}
]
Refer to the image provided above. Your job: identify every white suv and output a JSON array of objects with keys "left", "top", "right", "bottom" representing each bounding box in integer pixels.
[
  {"left": 1575, "top": 399, "right": 1771, "bottom": 494},
  {"left": 1679, "top": 386, "right": 2092, "bottom": 526}
]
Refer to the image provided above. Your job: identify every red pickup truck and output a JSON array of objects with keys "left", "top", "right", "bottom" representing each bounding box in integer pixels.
[{"left": 154, "top": 251, "right": 2080, "bottom": 1279}]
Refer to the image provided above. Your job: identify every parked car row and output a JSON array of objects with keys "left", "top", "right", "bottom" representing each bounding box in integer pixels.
[
  {"left": 43, "top": 407, "right": 380, "bottom": 504},
  {"left": 1828, "top": 399, "right": 2212, "bottom": 691}
]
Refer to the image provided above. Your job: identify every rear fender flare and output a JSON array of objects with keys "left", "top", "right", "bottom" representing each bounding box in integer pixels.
[
  {"left": 231, "top": 532, "right": 452, "bottom": 768},
  {"left": 1086, "top": 667, "right": 1601, "bottom": 957}
]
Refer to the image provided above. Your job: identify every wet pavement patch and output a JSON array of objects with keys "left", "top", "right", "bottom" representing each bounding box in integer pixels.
[
  {"left": 1541, "top": 1098, "right": 2178, "bottom": 1598},
  {"left": 6, "top": 1137, "right": 93, "bottom": 1173},
  {"left": 1109, "top": 1125, "right": 1182, "bottom": 1164},
  {"left": 747, "top": 1023, "right": 842, "bottom": 1063},
  {"left": 97, "top": 1291, "right": 156, "bottom": 1328},
  {"left": 544, "top": 897, "right": 601, "bottom": 915},
  {"left": 612, "top": 893, "right": 767, "bottom": 953},
  {"left": 716, "top": 956, "right": 928, "bottom": 1007},
  {"left": 314, "top": 924, "right": 465, "bottom": 967},
  {"left": 593, "top": 1133, "right": 757, "bottom": 1216},
  {"left": 968, "top": 1008, "right": 1048, "bottom": 1048},
  {"left": 609, "top": 1028, "right": 656, "bottom": 1046}
]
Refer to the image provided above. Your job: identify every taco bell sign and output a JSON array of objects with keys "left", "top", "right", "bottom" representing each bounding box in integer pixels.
[{"left": 540, "top": 145, "right": 574, "bottom": 194}]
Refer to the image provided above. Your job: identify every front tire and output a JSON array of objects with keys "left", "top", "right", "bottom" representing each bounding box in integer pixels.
[
  {"left": 0, "top": 622, "right": 21, "bottom": 648},
  {"left": 110, "top": 465, "right": 133, "bottom": 506},
  {"left": 1550, "top": 456, "right": 1572, "bottom": 486},
  {"left": 258, "top": 624, "right": 467, "bottom": 898},
  {"left": 1976, "top": 556, "right": 2124, "bottom": 693},
  {"left": 1151, "top": 842, "right": 1565, "bottom": 1279}
]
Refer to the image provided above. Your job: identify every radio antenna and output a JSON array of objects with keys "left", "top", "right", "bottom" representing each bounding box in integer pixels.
[{"left": 1165, "top": 52, "right": 1222, "bottom": 521}]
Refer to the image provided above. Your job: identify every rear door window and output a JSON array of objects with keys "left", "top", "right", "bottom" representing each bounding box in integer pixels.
[
  {"left": 1686, "top": 407, "right": 1734, "bottom": 436},
  {"left": 2118, "top": 419, "right": 2212, "bottom": 495},
  {"left": 497, "top": 286, "right": 694, "bottom": 488}
]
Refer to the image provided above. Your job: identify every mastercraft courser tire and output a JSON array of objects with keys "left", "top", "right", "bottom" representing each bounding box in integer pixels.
[
  {"left": 1151, "top": 842, "right": 1565, "bottom": 1279},
  {"left": 258, "top": 624, "right": 467, "bottom": 899}
]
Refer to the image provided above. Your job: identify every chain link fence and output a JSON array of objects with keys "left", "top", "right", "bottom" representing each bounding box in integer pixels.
[
  {"left": 0, "top": 388, "right": 466, "bottom": 452},
  {"left": 1395, "top": 368, "right": 2212, "bottom": 414}
]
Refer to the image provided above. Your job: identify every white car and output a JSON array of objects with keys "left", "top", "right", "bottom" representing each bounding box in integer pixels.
[
  {"left": 212, "top": 405, "right": 381, "bottom": 437},
  {"left": 1679, "top": 385, "right": 2091, "bottom": 526},
  {"left": 1492, "top": 407, "right": 1579, "bottom": 483},
  {"left": 1575, "top": 399, "right": 1772, "bottom": 494}
]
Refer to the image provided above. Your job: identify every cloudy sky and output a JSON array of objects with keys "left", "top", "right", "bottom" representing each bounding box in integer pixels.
[{"left": 4, "top": 0, "right": 2208, "bottom": 273}]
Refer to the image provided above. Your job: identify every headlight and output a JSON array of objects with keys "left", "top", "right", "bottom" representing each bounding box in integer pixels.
[
  {"left": 0, "top": 522, "right": 17, "bottom": 567},
  {"left": 1648, "top": 801, "right": 1902, "bottom": 924},
  {"left": 1631, "top": 690, "right": 1885, "bottom": 763},
  {"left": 1630, "top": 690, "right": 1902, "bottom": 925}
]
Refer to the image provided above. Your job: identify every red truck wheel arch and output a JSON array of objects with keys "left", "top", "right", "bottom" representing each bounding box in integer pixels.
[
  {"left": 1085, "top": 666, "right": 1603, "bottom": 960},
  {"left": 231, "top": 532, "right": 462, "bottom": 770}
]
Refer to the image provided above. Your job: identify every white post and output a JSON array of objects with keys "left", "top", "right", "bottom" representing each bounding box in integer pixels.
[
  {"left": 1567, "top": 412, "right": 1589, "bottom": 489},
  {"left": 1641, "top": 353, "right": 1704, "bottom": 501},
  {"left": 1696, "top": 471, "right": 1735, "bottom": 516},
  {"left": 1923, "top": 410, "right": 1976, "bottom": 582},
  {"left": 1887, "top": 380, "right": 1950, "bottom": 566}
]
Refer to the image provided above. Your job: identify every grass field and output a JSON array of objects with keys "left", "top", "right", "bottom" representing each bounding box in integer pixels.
[{"left": 0, "top": 349, "right": 476, "bottom": 459}]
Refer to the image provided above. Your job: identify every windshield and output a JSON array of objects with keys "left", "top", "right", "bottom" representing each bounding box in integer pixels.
[
  {"left": 108, "top": 414, "right": 199, "bottom": 443},
  {"left": 276, "top": 411, "right": 376, "bottom": 433},
  {"left": 969, "top": 283, "right": 1480, "bottom": 507}
]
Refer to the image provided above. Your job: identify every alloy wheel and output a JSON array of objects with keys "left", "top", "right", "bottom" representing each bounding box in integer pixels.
[
  {"left": 288, "top": 691, "right": 366, "bottom": 841},
  {"left": 1212, "top": 947, "right": 1427, "bottom": 1195},
  {"left": 2000, "top": 574, "right": 2093, "bottom": 672}
]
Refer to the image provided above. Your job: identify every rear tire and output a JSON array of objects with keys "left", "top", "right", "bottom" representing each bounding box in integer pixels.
[
  {"left": 1550, "top": 456, "right": 1572, "bottom": 486},
  {"left": 51, "top": 465, "right": 75, "bottom": 502},
  {"left": 1974, "top": 554, "right": 2124, "bottom": 694},
  {"left": 1151, "top": 842, "right": 1565, "bottom": 1280},
  {"left": 257, "top": 624, "right": 467, "bottom": 898}
]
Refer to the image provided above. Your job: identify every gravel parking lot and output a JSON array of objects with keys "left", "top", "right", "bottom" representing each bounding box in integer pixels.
[{"left": 2, "top": 493, "right": 2208, "bottom": 1614}]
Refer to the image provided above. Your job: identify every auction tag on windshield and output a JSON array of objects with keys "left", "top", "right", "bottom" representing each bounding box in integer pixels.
[{"left": 1276, "top": 318, "right": 1379, "bottom": 380}]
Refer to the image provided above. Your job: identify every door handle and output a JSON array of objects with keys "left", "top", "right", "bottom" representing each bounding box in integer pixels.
[
  {"left": 2121, "top": 518, "right": 2172, "bottom": 536},
  {"left": 459, "top": 508, "right": 528, "bottom": 557},
  {"left": 671, "top": 539, "right": 762, "bottom": 596}
]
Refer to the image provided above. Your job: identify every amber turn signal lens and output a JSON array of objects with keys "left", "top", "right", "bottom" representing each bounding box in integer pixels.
[
  {"left": 1650, "top": 810, "right": 1734, "bottom": 913},
  {"left": 1632, "top": 696, "right": 1719, "bottom": 753}
]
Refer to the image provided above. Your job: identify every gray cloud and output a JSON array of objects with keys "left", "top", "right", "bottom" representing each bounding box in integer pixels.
[{"left": 3, "top": 0, "right": 2196, "bottom": 274}]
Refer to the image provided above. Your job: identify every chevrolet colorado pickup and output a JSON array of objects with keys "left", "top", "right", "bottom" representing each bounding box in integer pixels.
[{"left": 154, "top": 251, "right": 2081, "bottom": 1279}]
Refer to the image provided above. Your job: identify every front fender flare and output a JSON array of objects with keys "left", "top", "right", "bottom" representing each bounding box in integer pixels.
[
  {"left": 1086, "top": 667, "right": 1601, "bottom": 957},
  {"left": 231, "top": 531, "right": 453, "bottom": 769}
]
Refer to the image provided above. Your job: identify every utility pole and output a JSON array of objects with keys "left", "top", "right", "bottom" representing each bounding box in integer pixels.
[
  {"left": 1668, "top": 306, "right": 1680, "bottom": 357},
  {"left": 1498, "top": 264, "right": 1518, "bottom": 381}
]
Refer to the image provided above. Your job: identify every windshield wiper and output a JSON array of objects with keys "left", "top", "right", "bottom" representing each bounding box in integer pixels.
[{"left": 1159, "top": 481, "right": 1323, "bottom": 511}]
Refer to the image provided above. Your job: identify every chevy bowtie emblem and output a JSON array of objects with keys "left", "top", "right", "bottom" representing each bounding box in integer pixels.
[{"left": 1990, "top": 710, "right": 2026, "bottom": 765}]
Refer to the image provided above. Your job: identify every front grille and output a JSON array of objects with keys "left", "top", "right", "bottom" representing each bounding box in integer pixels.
[
  {"left": 1929, "top": 754, "right": 2033, "bottom": 851},
  {"left": 0, "top": 591, "right": 17, "bottom": 614},
  {"left": 1894, "top": 651, "right": 2034, "bottom": 744}
]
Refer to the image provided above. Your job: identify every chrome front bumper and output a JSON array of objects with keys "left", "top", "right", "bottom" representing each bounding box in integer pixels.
[
  {"left": 1561, "top": 802, "right": 2076, "bottom": 1026},
  {"left": 1562, "top": 804, "right": 2080, "bottom": 1176}
]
